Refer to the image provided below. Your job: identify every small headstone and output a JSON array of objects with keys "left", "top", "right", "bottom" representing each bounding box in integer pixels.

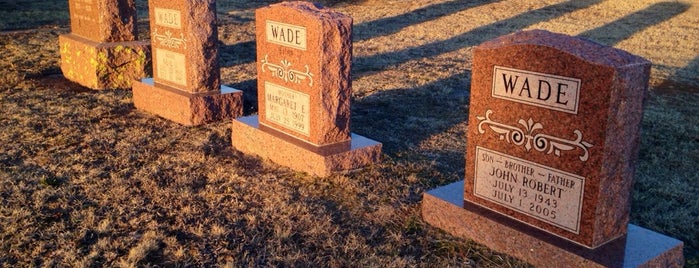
[
  {"left": 422, "top": 30, "right": 684, "bottom": 266},
  {"left": 231, "top": 1, "right": 381, "bottom": 177},
  {"left": 59, "top": 0, "right": 150, "bottom": 89},
  {"left": 132, "top": 0, "right": 243, "bottom": 126}
]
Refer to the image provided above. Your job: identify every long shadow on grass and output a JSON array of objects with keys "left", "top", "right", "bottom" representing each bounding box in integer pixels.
[
  {"left": 353, "top": 0, "right": 501, "bottom": 41},
  {"left": 656, "top": 55, "right": 699, "bottom": 94},
  {"left": 577, "top": 2, "right": 690, "bottom": 46},
  {"left": 352, "top": 71, "right": 471, "bottom": 175},
  {"left": 353, "top": 0, "right": 602, "bottom": 78}
]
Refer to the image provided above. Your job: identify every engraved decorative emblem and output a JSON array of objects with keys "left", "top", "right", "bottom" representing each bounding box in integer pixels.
[
  {"left": 153, "top": 29, "right": 187, "bottom": 49},
  {"left": 261, "top": 55, "right": 314, "bottom": 86},
  {"left": 477, "top": 110, "right": 593, "bottom": 161}
]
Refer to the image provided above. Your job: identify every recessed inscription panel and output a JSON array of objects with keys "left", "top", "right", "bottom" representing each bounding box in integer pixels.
[
  {"left": 264, "top": 82, "right": 310, "bottom": 136},
  {"left": 474, "top": 146, "right": 584, "bottom": 234},
  {"left": 492, "top": 66, "right": 581, "bottom": 114},
  {"left": 265, "top": 20, "right": 307, "bottom": 50},
  {"left": 154, "top": 8, "right": 182, "bottom": 29},
  {"left": 155, "top": 48, "right": 187, "bottom": 87},
  {"left": 70, "top": 0, "right": 97, "bottom": 28}
]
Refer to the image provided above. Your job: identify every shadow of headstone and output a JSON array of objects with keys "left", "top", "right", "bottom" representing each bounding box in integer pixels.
[
  {"left": 353, "top": 0, "right": 501, "bottom": 41},
  {"left": 354, "top": 0, "right": 603, "bottom": 79},
  {"left": 578, "top": 2, "right": 690, "bottom": 46}
]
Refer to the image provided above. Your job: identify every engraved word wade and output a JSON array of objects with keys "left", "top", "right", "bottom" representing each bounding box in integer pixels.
[
  {"left": 266, "top": 20, "right": 307, "bottom": 50},
  {"left": 492, "top": 66, "right": 581, "bottom": 114},
  {"left": 154, "top": 8, "right": 182, "bottom": 29}
]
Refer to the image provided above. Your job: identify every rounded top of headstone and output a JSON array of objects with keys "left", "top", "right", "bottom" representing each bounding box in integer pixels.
[
  {"left": 263, "top": 1, "right": 350, "bottom": 20},
  {"left": 477, "top": 30, "right": 650, "bottom": 68}
]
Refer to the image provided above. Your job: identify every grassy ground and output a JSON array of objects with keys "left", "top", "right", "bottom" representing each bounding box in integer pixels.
[{"left": 1, "top": 0, "right": 697, "bottom": 267}]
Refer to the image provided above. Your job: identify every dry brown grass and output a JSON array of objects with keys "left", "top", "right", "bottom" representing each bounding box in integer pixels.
[{"left": 1, "top": 0, "right": 698, "bottom": 267}]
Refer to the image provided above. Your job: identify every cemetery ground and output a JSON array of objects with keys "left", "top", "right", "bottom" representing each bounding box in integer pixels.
[{"left": 1, "top": 0, "right": 697, "bottom": 266}]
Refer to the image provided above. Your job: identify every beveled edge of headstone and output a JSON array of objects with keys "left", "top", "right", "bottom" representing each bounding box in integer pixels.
[{"left": 478, "top": 30, "right": 651, "bottom": 68}]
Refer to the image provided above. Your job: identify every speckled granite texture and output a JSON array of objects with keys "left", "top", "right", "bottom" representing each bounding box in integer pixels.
[
  {"left": 60, "top": 0, "right": 149, "bottom": 89},
  {"left": 231, "top": 116, "right": 381, "bottom": 177},
  {"left": 464, "top": 30, "right": 651, "bottom": 248},
  {"left": 133, "top": 0, "right": 242, "bottom": 125},
  {"left": 255, "top": 1, "right": 353, "bottom": 145},
  {"left": 423, "top": 181, "right": 684, "bottom": 267}
]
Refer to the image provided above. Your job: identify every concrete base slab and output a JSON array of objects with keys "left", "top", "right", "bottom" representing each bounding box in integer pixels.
[
  {"left": 231, "top": 115, "right": 381, "bottom": 177},
  {"left": 133, "top": 78, "right": 243, "bottom": 126},
  {"left": 422, "top": 181, "right": 685, "bottom": 267}
]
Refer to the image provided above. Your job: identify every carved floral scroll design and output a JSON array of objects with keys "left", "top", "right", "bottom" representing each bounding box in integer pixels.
[
  {"left": 261, "top": 55, "right": 314, "bottom": 86},
  {"left": 153, "top": 29, "right": 187, "bottom": 49},
  {"left": 477, "top": 110, "right": 593, "bottom": 161}
]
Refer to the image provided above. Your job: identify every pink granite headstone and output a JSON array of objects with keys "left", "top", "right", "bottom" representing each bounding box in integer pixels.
[
  {"left": 422, "top": 30, "right": 684, "bottom": 266},
  {"left": 59, "top": 0, "right": 150, "bottom": 89},
  {"left": 132, "top": 0, "right": 243, "bottom": 126},
  {"left": 231, "top": 2, "right": 381, "bottom": 177}
]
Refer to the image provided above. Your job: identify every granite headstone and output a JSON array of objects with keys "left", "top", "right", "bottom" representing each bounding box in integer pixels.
[
  {"left": 132, "top": 0, "right": 243, "bottom": 126},
  {"left": 422, "top": 30, "right": 684, "bottom": 267},
  {"left": 59, "top": 0, "right": 150, "bottom": 89},
  {"left": 231, "top": 1, "right": 381, "bottom": 177}
]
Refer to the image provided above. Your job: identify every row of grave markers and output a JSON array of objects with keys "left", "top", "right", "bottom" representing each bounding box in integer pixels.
[{"left": 58, "top": 0, "right": 684, "bottom": 266}]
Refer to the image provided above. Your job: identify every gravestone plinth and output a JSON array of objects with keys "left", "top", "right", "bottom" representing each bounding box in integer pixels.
[
  {"left": 422, "top": 30, "right": 684, "bottom": 266},
  {"left": 132, "top": 0, "right": 242, "bottom": 126},
  {"left": 59, "top": 0, "right": 150, "bottom": 89},
  {"left": 231, "top": 2, "right": 381, "bottom": 177}
]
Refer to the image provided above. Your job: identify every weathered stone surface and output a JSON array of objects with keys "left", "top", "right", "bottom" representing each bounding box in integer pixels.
[
  {"left": 232, "top": 116, "right": 381, "bottom": 177},
  {"left": 133, "top": 78, "right": 242, "bottom": 126},
  {"left": 59, "top": 34, "right": 150, "bottom": 89},
  {"left": 61, "top": 0, "right": 148, "bottom": 89},
  {"left": 255, "top": 1, "right": 352, "bottom": 146},
  {"left": 133, "top": 0, "right": 242, "bottom": 126},
  {"left": 462, "top": 30, "right": 651, "bottom": 248},
  {"left": 232, "top": 2, "right": 380, "bottom": 177},
  {"left": 68, "top": 0, "right": 138, "bottom": 42},
  {"left": 149, "top": 0, "right": 220, "bottom": 93},
  {"left": 423, "top": 181, "right": 685, "bottom": 267}
]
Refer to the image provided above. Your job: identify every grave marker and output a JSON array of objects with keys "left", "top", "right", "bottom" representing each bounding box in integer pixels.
[
  {"left": 59, "top": 0, "right": 150, "bottom": 89},
  {"left": 422, "top": 30, "right": 684, "bottom": 266},
  {"left": 231, "top": 1, "right": 381, "bottom": 177},
  {"left": 132, "top": 0, "right": 243, "bottom": 126}
]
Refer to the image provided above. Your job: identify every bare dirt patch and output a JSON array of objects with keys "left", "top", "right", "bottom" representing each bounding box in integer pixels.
[{"left": 1, "top": 0, "right": 697, "bottom": 266}]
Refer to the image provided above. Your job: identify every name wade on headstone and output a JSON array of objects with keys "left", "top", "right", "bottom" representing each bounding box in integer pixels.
[
  {"left": 422, "top": 30, "right": 684, "bottom": 267},
  {"left": 132, "top": 0, "right": 242, "bottom": 126},
  {"left": 59, "top": 0, "right": 150, "bottom": 89},
  {"left": 256, "top": 4, "right": 349, "bottom": 146},
  {"left": 465, "top": 30, "right": 649, "bottom": 248},
  {"left": 231, "top": 1, "right": 381, "bottom": 177}
]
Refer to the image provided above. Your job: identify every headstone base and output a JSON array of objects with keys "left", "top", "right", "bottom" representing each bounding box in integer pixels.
[
  {"left": 59, "top": 34, "right": 150, "bottom": 90},
  {"left": 231, "top": 115, "right": 381, "bottom": 177},
  {"left": 133, "top": 78, "right": 243, "bottom": 126},
  {"left": 422, "top": 181, "right": 684, "bottom": 267}
]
